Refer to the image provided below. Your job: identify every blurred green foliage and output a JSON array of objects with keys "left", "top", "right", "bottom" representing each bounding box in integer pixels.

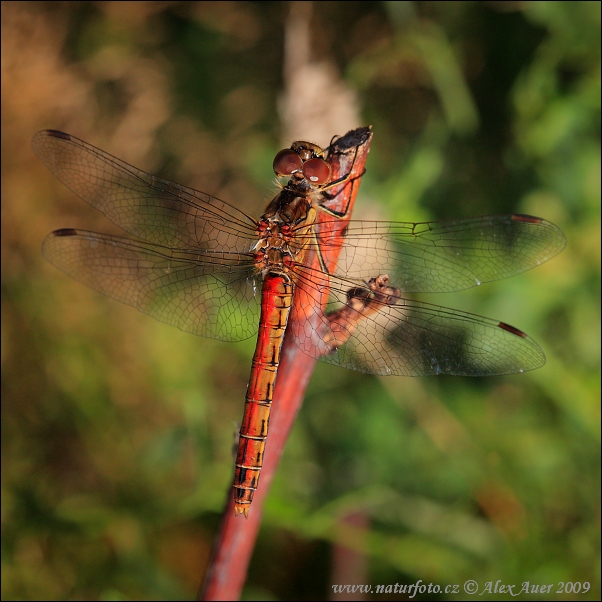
[{"left": 1, "top": 2, "right": 599, "bottom": 600}]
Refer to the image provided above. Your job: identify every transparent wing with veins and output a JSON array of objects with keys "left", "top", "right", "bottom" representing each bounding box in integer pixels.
[
  {"left": 288, "top": 265, "right": 548, "bottom": 376},
  {"left": 312, "top": 214, "right": 566, "bottom": 293},
  {"left": 36, "top": 130, "right": 566, "bottom": 373},
  {"left": 33, "top": 130, "right": 259, "bottom": 251},
  {"left": 287, "top": 213, "right": 564, "bottom": 376},
  {"left": 35, "top": 129, "right": 262, "bottom": 342},
  {"left": 42, "top": 228, "right": 262, "bottom": 342}
]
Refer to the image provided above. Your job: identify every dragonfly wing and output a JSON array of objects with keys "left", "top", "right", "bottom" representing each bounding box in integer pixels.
[
  {"left": 322, "top": 298, "right": 545, "bottom": 377},
  {"left": 33, "top": 130, "right": 258, "bottom": 251},
  {"left": 43, "top": 229, "right": 261, "bottom": 342},
  {"left": 314, "top": 214, "right": 566, "bottom": 293},
  {"left": 289, "top": 270, "right": 545, "bottom": 376}
]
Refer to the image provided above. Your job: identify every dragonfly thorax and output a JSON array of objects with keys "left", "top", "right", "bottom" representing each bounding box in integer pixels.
[
  {"left": 252, "top": 231, "right": 295, "bottom": 278},
  {"left": 261, "top": 188, "right": 316, "bottom": 226},
  {"left": 253, "top": 191, "right": 317, "bottom": 278}
]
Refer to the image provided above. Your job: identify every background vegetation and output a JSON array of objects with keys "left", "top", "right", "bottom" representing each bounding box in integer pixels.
[{"left": 2, "top": 2, "right": 599, "bottom": 599}]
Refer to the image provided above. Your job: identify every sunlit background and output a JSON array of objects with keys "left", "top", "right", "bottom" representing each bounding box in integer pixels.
[{"left": 2, "top": 2, "right": 599, "bottom": 600}]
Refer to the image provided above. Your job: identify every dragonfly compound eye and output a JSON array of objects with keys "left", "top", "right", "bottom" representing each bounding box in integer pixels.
[
  {"left": 302, "top": 158, "right": 332, "bottom": 185},
  {"left": 273, "top": 149, "right": 303, "bottom": 177}
]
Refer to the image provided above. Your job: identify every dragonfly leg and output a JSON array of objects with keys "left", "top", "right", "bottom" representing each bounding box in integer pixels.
[{"left": 318, "top": 169, "right": 366, "bottom": 219}]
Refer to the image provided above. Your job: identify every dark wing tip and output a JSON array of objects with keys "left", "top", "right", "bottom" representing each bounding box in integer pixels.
[
  {"left": 512, "top": 214, "right": 543, "bottom": 224},
  {"left": 498, "top": 322, "right": 527, "bottom": 338},
  {"left": 44, "top": 130, "right": 71, "bottom": 140},
  {"left": 511, "top": 213, "right": 567, "bottom": 255},
  {"left": 52, "top": 228, "right": 79, "bottom": 237},
  {"left": 32, "top": 130, "right": 72, "bottom": 156}
]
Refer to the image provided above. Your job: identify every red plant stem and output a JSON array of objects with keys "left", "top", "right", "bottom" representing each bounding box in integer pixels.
[
  {"left": 330, "top": 511, "right": 370, "bottom": 601},
  {"left": 199, "top": 340, "right": 316, "bottom": 600},
  {"left": 199, "top": 127, "right": 373, "bottom": 601}
]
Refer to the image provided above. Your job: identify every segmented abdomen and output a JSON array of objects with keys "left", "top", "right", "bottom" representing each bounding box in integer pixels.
[{"left": 233, "top": 274, "right": 293, "bottom": 517}]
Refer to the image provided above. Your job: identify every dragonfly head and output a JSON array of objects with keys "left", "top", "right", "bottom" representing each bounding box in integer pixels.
[{"left": 273, "top": 141, "right": 332, "bottom": 187}]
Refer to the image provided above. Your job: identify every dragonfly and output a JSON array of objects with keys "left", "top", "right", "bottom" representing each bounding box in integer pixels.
[{"left": 35, "top": 127, "right": 566, "bottom": 517}]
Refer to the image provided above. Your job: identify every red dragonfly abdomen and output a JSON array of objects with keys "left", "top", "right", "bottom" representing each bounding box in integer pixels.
[{"left": 233, "top": 273, "right": 293, "bottom": 517}]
